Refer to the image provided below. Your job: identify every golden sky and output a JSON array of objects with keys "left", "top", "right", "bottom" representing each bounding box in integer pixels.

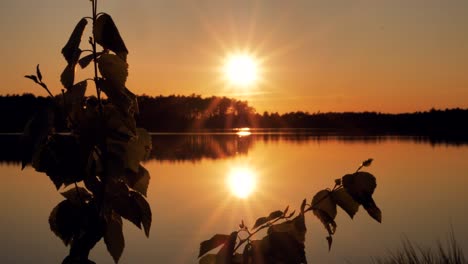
[{"left": 1, "top": 0, "right": 467, "bottom": 113}]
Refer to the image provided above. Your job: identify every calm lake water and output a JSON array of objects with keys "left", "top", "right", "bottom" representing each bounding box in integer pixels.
[{"left": 1, "top": 133, "right": 468, "bottom": 263}]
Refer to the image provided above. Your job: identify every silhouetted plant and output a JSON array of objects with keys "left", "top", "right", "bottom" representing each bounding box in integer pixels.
[
  {"left": 198, "top": 158, "right": 381, "bottom": 263},
  {"left": 22, "top": 0, "right": 151, "bottom": 263}
]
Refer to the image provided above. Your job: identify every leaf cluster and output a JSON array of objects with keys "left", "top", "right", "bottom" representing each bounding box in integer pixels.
[
  {"left": 22, "top": 1, "right": 151, "bottom": 263},
  {"left": 198, "top": 159, "right": 382, "bottom": 263}
]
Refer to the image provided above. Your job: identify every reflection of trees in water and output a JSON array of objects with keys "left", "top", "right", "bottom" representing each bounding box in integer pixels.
[
  {"left": 151, "top": 135, "right": 253, "bottom": 162},
  {"left": 1, "top": 133, "right": 468, "bottom": 165}
]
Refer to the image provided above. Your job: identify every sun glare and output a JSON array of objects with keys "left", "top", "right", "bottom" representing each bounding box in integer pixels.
[
  {"left": 227, "top": 167, "right": 256, "bottom": 198},
  {"left": 223, "top": 53, "right": 259, "bottom": 87}
]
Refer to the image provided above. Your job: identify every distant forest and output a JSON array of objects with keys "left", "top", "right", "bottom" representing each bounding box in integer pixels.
[{"left": 1, "top": 93, "right": 468, "bottom": 136}]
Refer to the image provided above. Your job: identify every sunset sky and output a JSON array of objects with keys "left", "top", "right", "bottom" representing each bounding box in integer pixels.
[{"left": 1, "top": 0, "right": 467, "bottom": 113}]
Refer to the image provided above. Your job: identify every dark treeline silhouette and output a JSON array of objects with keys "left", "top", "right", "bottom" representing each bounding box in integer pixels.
[{"left": 1, "top": 94, "right": 468, "bottom": 137}]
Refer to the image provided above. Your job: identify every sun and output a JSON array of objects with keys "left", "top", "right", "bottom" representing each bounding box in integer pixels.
[
  {"left": 223, "top": 53, "right": 259, "bottom": 87},
  {"left": 227, "top": 167, "right": 256, "bottom": 198}
]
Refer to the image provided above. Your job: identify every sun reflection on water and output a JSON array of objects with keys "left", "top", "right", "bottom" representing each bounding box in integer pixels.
[
  {"left": 227, "top": 166, "right": 256, "bottom": 198},
  {"left": 235, "top": 127, "right": 251, "bottom": 137}
]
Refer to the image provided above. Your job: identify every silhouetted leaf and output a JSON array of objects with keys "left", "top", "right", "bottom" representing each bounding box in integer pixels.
[
  {"left": 312, "top": 190, "right": 337, "bottom": 236},
  {"left": 64, "top": 80, "right": 87, "bottom": 113},
  {"left": 326, "top": 236, "right": 333, "bottom": 251},
  {"left": 283, "top": 205, "right": 289, "bottom": 216},
  {"left": 365, "top": 205, "right": 382, "bottom": 223},
  {"left": 106, "top": 128, "right": 151, "bottom": 174},
  {"left": 104, "top": 213, "right": 124, "bottom": 263},
  {"left": 124, "top": 165, "right": 150, "bottom": 196},
  {"left": 61, "top": 64, "right": 76, "bottom": 89},
  {"left": 111, "top": 192, "right": 141, "bottom": 229},
  {"left": 32, "top": 135, "right": 84, "bottom": 189},
  {"left": 98, "top": 79, "right": 139, "bottom": 115},
  {"left": 268, "top": 210, "right": 284, "bottom": 220},
  {"left": 25, "top": 75, "right": 39, "bottom": 83},
  {"left": 36, "top": 64, "right": 43, "bottom": 82},
  {"left": 125, "top": 128, "right": 152, "bottom": 172},
  {"left": 199, "top": 234, "right": 231, "bottom": 258},
  {"left": 331, "top": 188, "right": 360, "bottom": 219},
  {"left": 62, "top": 18, "right": 87, "bottom": 64},
  {"left": 312, "top": 190, "right": 337, "bottom": 220},
  {"left": 49, "top": 200, "right": 81, "bottom": 245},
  {"left": 268, "top": 214, "right": 306, "bottom": 244},
  {"left": 198, "top": 254, "right": 216, "bottom": 264},
  {"left": 362, "top": 158, "right": 373, "bottom": 167},
  {"left": 342, "top": 172, "right": 382, "bottom": 223},
  {"left": 267, "top": 231, "right": 306, "bottom": 263},
  {"left": 131, "top": 191, "right": 151, "bottom": 237},
  {"left": 61, "top": 187, "right": 93, "bottom": 205},
  {"left": 94, "top": 14, "right": 128, "bottom": 61},
  {"left": 78, "top": 52, "right": 103, "bottom": 69},
  {"left": 300, "top": 198, "right": 307, "bottom": 213},
  {"left": 253, "top": 217, "right": 269, "bottom": 229},
  {"left": 97, "top": 54, "right": 128, "bottom": 86},
  {"left": 215, "top": 232, "right": 238, "bottom": 264}
]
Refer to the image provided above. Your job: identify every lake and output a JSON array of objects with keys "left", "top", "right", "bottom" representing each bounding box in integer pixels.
[{"left": 1, "top": 132, "right": 468, "bottom": 263}]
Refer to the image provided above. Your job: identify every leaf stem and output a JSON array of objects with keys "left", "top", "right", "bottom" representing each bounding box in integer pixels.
[{"left": 91, "top": 0, "right": 102, "bottom": 113}]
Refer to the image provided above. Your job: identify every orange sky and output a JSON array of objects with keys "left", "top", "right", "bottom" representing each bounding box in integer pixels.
[{"left": 1, "top": 0, "right": 467, "bottom": 113}]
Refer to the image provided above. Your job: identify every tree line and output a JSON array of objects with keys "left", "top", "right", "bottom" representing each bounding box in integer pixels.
[{"left": 1, "top": 93, "right": 468, "bottom": 136}]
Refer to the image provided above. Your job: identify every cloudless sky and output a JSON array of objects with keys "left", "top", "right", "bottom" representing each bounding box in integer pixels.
[{"left": 1, "top": 0, "right": 467, "bottom": 113}]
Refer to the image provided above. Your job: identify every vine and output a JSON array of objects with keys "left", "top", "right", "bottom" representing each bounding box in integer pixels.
[
  {"left": 198, "top": 159, "right": 382, "bottom": 263},
  {"left": 22, "top": 1, "right": 151, "bottom": 263}
]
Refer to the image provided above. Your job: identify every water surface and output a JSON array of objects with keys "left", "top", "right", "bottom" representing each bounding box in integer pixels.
[{"left": 1, "top": 133, "right": 467, "bottom": 263}]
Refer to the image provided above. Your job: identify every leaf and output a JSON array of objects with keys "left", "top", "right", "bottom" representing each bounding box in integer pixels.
[
  {"left": 300, "top": 198, "right": 307, "bottom": 213},
  {"left": 215, "top": 232, "right": 238, "bottom": 264},
  {"left": 331, "top": 188, "right": 360, "bottom": 219},
  {"left": 64, "top": 80, "right": 87, "bottom": 113},
  {"left": 199, "top": 234, "right": 231, "bottom": 258},
  {"left": 265, "top": 215, "right": 307, "bottom": 263},
  {"left": 25, "top": 75, "right": 39, "bottom": 83},
  {"left": 283, "top": 205, "right": 289, "bottom": 216},
  {"left": 131, "top": 191, "right": 151, "bottom": 237},
  {"left": 312, "top": 190, "right": 337, "bottom": 220},
  {"left": 98, "top": 79, "right": 139, "bottom": 115},
  {"left": 61, "top": 64, "right": 76, "bottom": 89},
  {"left": 94, "top": 14, "right": 129, "bottom": 61},
  {"left": 49, "top": 200, "right": 81, "bottom": 245},
  {"left": 124, "top": 165, "right": 150, "bottom": 196},
  {"left": 198, "top": 254, "right": 216, "bottom": 264},
  {"left": 362, "top": 158, "right": 373, "bottom": 167},
  {"left": 312, "top": 190, "right": 337, "bottom": 237},
  {"left": 104, "top": 213, "right": 125, "bottom": 263},
  {"left": 253, "top": 217, "right": 268, "bottom": 229},
  {"left": 268, "top": 214, "right": 306, "bottom": 244},
  {"left": 32, "top": 135, "right": 84, "bottom": 189},
  {"left": 342, "top": 172, "right": 382, "bottom": 223},
  {"left": 62, "top": 18, "right": 87, "bottom": 65},
  {"left": 97, "top": 53, "right": 128, "bottom": 86},
  {"left": 326, "top": 236, "right": 333, "bottom": 251},
  {"left": 61, "top": 187, "right": 93, "bottom": 205},
  {"left": 36, "top": 64, "right": 43, "bottom": 82},
  {"left": 268, "top": 210, "right": 284, "bottom": 220},
  {"left": 78, "top": 52, "right": 103, "bottom": 69},
  {"left": 125, "top": 128, "right": 152, "bottom": 172},
  {"left": 267, "top": 231, "right": 306, "bottom": 263}
]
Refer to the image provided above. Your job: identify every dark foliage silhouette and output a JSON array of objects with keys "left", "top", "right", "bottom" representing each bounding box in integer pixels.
[
  {"left": 198, "top": 159, "right": 382, "bottom": 263},
  {"left": 21, "top": 1, "right": 151, "bottom": 263}
]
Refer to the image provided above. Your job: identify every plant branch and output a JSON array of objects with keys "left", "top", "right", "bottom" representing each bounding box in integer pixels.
[{"left": 232, "top": 215, "right": 292, "bottom": 253}]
